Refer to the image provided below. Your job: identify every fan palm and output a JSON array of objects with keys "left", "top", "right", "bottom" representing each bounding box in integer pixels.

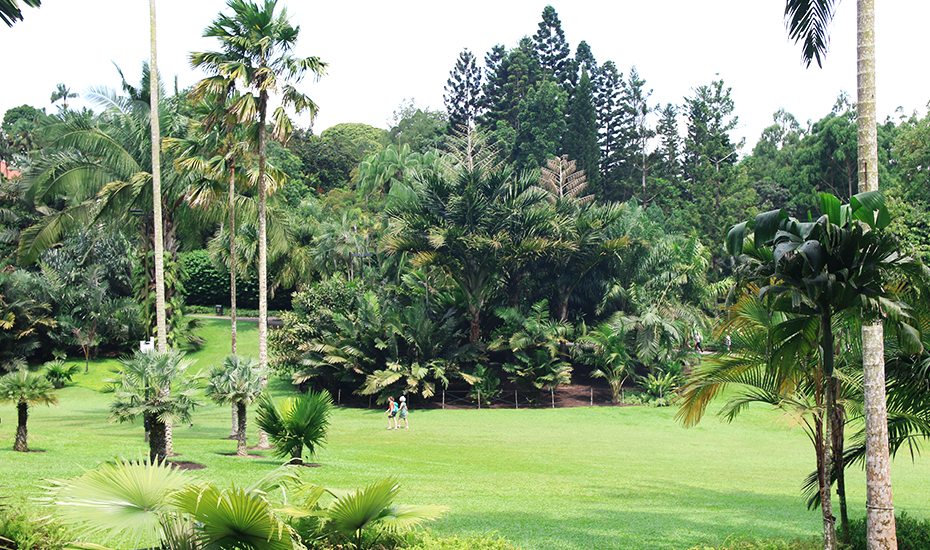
[
  {"left": 107, "top": 350, "right": 200, "bottom": 463},
  {"left": 322, "top": 478, "right": 446, "bottom": 550},
  {"left": 191, "top": 0, "right": 326, "bottom": 380},
  {"left": 205, "top": 355, "right": 265, "bottom": 456},
  {"left": 0, "top": 368, "right": 57, "bottom": 451},
  {"left": 256, "top": 390, "right": 333, "bottom": 465},
  {"left": 0, "top": 0, "right": 40, "bottom": 27},
  {"left": 43, "top": 359, "right": 80, "bottom": 389}
]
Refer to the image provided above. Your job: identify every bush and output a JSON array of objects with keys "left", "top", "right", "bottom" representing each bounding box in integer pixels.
[
  {"left": 180, "top": 249, "right": 291, "bottom": 310},
  {"left": 0, "top": 499, "right": 73, "bottom": 550},
  {"left": 687, "top": 538, "right": 820, "bottom": 550},
  {"left": 846, "top": 513, "right": 930, "bottom": 550}
]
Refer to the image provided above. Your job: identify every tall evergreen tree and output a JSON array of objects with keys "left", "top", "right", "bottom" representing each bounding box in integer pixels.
[
  {"left": 617, "top": 67, "right": 655, "bottom": 204},
  {"left": 594, "top": 61, "right": 623, "bottom": 188},
  {"left": 479, "top": 44, "right": 508, "bottom": 129},
  {"left": 514, "top": 80, "right": 567, "bottom": 172},
  {"left": 444, "top": 49, "right": 483, "bottom": 131},
  {"left": 532, "top": 6, "right": 572, "bottom": 89},
  {"left": 682, "top": 79, "right": 755, "bottom": 242},
  {"left": 650, "top": 103, "right": 684, "bottom": 214},
  {"left": 564, "top": 69, "right": 599, "bottom": 186}
]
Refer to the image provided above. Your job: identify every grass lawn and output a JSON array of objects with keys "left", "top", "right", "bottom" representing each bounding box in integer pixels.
[{"left": 2, "top": 318, "right": 929, "bottom": 549}]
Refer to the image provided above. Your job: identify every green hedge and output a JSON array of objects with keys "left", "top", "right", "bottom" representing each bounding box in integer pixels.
[{"left": 180, "top": 250, "right": 291, "bottom": 310}]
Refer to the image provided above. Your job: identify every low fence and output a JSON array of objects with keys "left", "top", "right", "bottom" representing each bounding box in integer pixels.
[{"left": 331, "top": 385, "right": 617, "bottom": 410}]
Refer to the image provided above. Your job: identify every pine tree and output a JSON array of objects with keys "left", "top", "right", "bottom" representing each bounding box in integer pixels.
[
  {"left": 593, "top": 61, "right": 622, "bottom": 193},
  {"left": 564, "top": 69, "right": 599, "bottom": 186},
  {"left": 617, "top": 67, "right": 655, "bottom": 204},
  {"left": 653, "top": 103, "right": 682, "bottom": 182},
  {"left": 444, "top": 49, "right": 483, "bottom": 131},
  {"left": 514, "top": 80, "right": 567, "bottom": 172},
  {"left": 479, "top": 44, "right": 508, "bottom": 129},
  {"left": 532, "top": 6, "right": 572, "bottom": 89}
]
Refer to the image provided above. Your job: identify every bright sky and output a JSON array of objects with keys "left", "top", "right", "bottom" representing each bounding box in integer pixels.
[{"left": 2, "top": 1, "right": 928, "bottom": 152}]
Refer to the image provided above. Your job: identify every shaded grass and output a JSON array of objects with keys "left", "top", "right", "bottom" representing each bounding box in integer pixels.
[{"left": 1, "top": 319, "right": 928, "bottom": 549}]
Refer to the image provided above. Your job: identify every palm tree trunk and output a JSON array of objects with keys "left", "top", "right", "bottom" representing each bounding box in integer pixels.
[
  {"left": 256, "top": 91, "right": 272, "bottom": 450},
  {"left": 149, "top": 417, "right": 168, "bottom": 464},
  {"left": 14, "top": 401, "right": 28, "bottom": 452},
  {"left": 236, "top": 401, "right": 247, "bottom": 457},
  {"left": 148, "top": 0, "right": 167, "bottom": 354},
  {"left": 820, "top": 313, "right": 838, "bottom": 550},
  {"left": 468, "top": 304, "right": 481, "bottom": 345},
  {"left": 229, "top": 164, "right": 238, "bottom": 355},
  {"left": 833, "top": 397, "right": 850, "bottom": 543},
  {"left": 857, "top": 1, "right": 897, "bottom": 546},
  {"left": 230, "top": 402, "right": 239, "bottom": 439}
]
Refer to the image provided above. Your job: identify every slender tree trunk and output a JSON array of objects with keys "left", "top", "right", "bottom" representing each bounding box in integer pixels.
[
  {"left": 559, "top": 293, "right": 570, "bottom": 322},
  {"left": 289, "top": 447, "right": 303, "bottom": 465},
  {"left": 833, "top": 395, "right": 850, "bottom": 543},
  {"left": 229, "top": 164, "right": 237, "bottom": 355},
  {"left": 468, "top": 304, "right": 480, "bottom": 345},
  {"left": 14, "top": 401, "right": 28, "bottom": 452},
  {"left": 148, "top": 0, "right": 167, "bottom": 354},
  {"left": 230, "top": 402, "right": 239, "bottom": 439},
  {"left": 857, "top": 1, "right": 897, "bottom": 547},
  {"left": 256, "top": 91, "right": 271, "bottom": 450},
  {"left": 820, "top": 313, "right": 838, "bottom": 550},
  {"left": 236, "top": 401, "right": 247, "bottom": 457}
]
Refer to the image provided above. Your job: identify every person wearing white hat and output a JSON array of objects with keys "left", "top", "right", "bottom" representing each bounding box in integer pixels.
[{"left": 398, "top": 395, "right": 409, "bottom": 430}]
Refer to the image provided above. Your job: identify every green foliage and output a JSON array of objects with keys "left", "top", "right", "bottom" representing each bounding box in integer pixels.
[
  {"left": 577, "top": 322, "right": 632, "bottom": 403},
  {"left": 634, "top": 370, "right": 681, "bottom": 407},
  {"left": 43, "top": 359, "right": 80, "bottom": 389},
  {"left": 0, "top": 499, "right": 72, "bottom": 550},
  {"left": 444, "top": 50, "right": 483, "bottom": 131},
  {"left": 0, "top": 368, "right": 57, "bottom": 406},
  {"left": 407, "top": 532, "right": 519, "bottom": 550},
  {"left": 513, "top": 79, "right": 566, "bottom": 171},
  {"left": 845, "top": 513, "right": 930, "bottom": 550},
  {"left": 564, "top": 69, "right": 599, "bottom": 185},
  {"left": 256, "top": 390, "right": 333, "bottom": 464},
  {"left": 490, "top": 300, "right": 573, "bottom": 391}
]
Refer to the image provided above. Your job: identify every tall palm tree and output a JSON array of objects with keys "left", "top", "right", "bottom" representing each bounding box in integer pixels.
[
  {"left": 50, "top": 83, "right": 77, "bottom": 111},
  {"left": 0, "top": 368, "right": 58, "bottom": 451},
  {"left": 148, "top": 0, "right": 167, "bottom": 354},
  {"left": 191, "top": 0, "right": 326, "bottom": 381},
  {"left": 784, "top": 1, "right": 897, "bottom": 544}
]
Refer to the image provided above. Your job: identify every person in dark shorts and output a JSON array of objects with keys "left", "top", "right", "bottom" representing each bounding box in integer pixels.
[{"left": 386, "top": 396, "right": 398, "bottom": 430}]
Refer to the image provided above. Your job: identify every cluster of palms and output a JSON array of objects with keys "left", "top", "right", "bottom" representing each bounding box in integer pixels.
[
  {"left": 680, "top": 192, "right": 930, "bottom": 548},
  {"left": 45, "top": 460, "right": 444, "bottom": 550}
]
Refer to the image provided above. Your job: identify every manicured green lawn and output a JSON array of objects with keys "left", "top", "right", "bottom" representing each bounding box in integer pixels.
[{"left": 1, "top": 319, "right": 928, "bottom": 549}]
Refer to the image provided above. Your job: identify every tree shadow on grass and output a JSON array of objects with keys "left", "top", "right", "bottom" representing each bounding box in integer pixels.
[{"left": 445, "top": 482, "right": 820, "bottom": 550}]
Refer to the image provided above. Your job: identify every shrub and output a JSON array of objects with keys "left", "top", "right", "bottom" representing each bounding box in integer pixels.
[
  {"left": 180, "top": 249, "right": 291, "bottom": 310},
  {"left": 846, "top": 513, "right": 930, "bottom": 550},
  {"left": 43, "top": 360, "right": 80, "bottom": 389},
  {"left": 0, "top": 499, "right": 73, "bottom": 550},
  {"left": 687, "top": 538, "right": 820, "bottom": 550},
  {"left": 407, "top": 532, "right": 519, "bottom": 550}
]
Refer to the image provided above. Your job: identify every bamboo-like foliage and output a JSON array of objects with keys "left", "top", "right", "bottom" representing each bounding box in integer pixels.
[{"left": 537, "top": 155, "right": 593, "bottom": 206}]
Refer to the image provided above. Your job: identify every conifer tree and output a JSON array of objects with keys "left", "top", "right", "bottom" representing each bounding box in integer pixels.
[
  {"left": 617, "top": 67, "right": 655, "bottom": 204},
  {"left": 654, "top": 103, "right": 682, "bottom": 182},
  {"left": 444, "top": 49, "right": 483, "bottom": 131},
  {"left": 564, "top": 69, "right": 599, "bottom": 186},
  {"left": 514, "top": 80, "right": 567, "bottom": 171},
  {"left": 479, "top": 44, "right": 508, "bottom": 129},
  {"left": 593, "top": 61, "right": 622, "bottom": 190},
  {"left": 532, "top": 6, "right": 572, "bottom": 89}
]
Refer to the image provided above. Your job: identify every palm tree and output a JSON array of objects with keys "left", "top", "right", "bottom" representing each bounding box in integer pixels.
[
  {"left": 577, "top": 322, "right": 633, "bottom": 403},
  {"left": 0, "top": 368, "right": 57, "bottom": 451},
  {"left": 0, "top": 0, "right": 40, "bottom": 27},
  {"left": 784, "top": 1, "right": 898, "bottom": 545},
  {"left": 255, "top": 390, "right": 333, "bottom": 465},
  {"left": 205, "top": 355, "right": 264, "bottom": 456},
  {"left": 107, "top": 350, "right": 199, "bottom": 463},
  {"left": 726, "top": 192, "right": 925, "bottom": 548},
  {"left": 147, "top": 0, "right": 168, "bottom": 354},
  {"left": 49, "top": 83, "right": 77, "bottom": 111},
  {"left": 191, "top": 0, "right": 326, "bottom": 380}
]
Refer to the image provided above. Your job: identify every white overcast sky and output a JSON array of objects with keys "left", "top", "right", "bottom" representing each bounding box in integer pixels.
[{"left": 1, "top": 1, "right": 928, "bottom": 152}]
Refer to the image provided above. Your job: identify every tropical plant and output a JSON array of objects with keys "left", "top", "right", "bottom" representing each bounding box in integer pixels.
[
  {"left": 43, "top": 359, "right": 79, "bottom": 389},
  {"left": 490, "top": 300, "right": 573, "bottom": 393},
  {"left": 191, "top": 0, "right": 327, "bottom": 381},
  {"left": 0, "top": 368, "right": 57, "bottom": 451},
  {"left": 205, "top": 355, "right": 265, "bottom": 456},
  {"left": 0, "top": 0, "right": 40, "bottom": 27},
  {"left": 0, "top": 269, "right": 56, "bottom": 368},
  {"left": 256, "top": 390, "right": 333, "bottom": 465},
  {"left": 635, "top": 370, "right": 681, "bottom": 407},
  {"left": 49, "top": 83, "right": 77, "bottom": 111},
  {"left": 320, "top": 478, "right": 446, "bottom": 550},
  {"left": 577, "top": 322, "right": 633, "bottom": 403},
  {"left": 784, "top": 0, "right": 898, "bottom": 545},
  {"left": 107, "top": 351, "right": 199, "bottom": 463}
]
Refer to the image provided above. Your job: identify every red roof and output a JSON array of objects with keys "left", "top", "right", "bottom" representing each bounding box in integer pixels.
[{"left": 0, "top": 160, "right": 21, "bottom": 180}]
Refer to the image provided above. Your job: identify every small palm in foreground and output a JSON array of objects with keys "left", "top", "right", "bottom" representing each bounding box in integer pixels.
[
  {"left": 0, "top": 369, "right": 57, "bottom": 451},
  {"left": 256, "top": 390, "right": 333, "bottom": 465},
  {"left": 323, "top": 478, "right": 446, "bottom": 550},
  {"left": 205, "top": 355, "right": 264, "bottom": 456},
  {"left": 578, "top": 322, "right": 633, "bottom": 403}
]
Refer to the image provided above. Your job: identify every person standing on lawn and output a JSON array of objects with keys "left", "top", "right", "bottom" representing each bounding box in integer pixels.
[
  {"left": 386, "top": 396, "right": 398, "bottom": 430},
  {"left": 398, "top": 395, "right": 409, "bottom": 430}
]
